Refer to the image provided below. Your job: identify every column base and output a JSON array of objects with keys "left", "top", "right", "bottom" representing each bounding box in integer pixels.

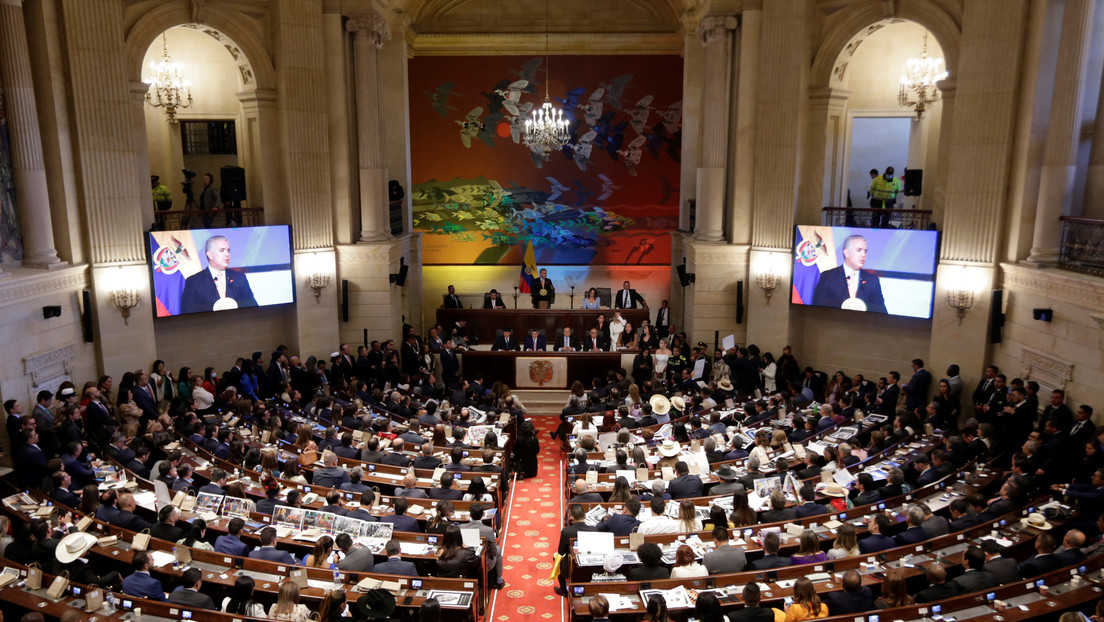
[
  {"left": 359, "top": 231, "right": 393, "bottom": 243},
  {"left": 693, "top": 231, "right": 724, "bottom": 242},
  {"left": 22, "top": 256, "right": 66, "bottom": 270},
  {"left": 1024, "top": 248, "right": 1060, "bottom": 265}
]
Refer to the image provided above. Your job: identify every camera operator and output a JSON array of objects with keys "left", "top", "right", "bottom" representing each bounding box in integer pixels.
[{"left": 200, "top": 172, "right": 222, "bottom": 228}]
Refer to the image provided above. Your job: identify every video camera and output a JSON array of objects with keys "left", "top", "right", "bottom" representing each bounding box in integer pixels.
[{"left": 181, "top": 168, "right": 197, "bottom": 201}]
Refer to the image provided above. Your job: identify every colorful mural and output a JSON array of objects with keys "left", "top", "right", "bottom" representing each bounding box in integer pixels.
[
  {"left": 0, "top": 92, "right": 22, "bottom": 264},
  {"left": 409, "top": 55, "right": 683, "bottom": 265}
]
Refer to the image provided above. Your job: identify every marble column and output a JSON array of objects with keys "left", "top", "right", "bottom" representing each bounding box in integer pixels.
[
  {"left": 693, "top": 14, "right": 737, "bottom": 242},
  {"left": 798, "top": 86, "right": 849, "bottom": 224},
  {"left": 729, "top": 3, "right": 759, "bottom": 245},
  {"left": 1083, "top": 57, "right": 1104, "bottom": 219},
  {"left": 128, "top": 81, "right": 154, "bottom": 232},
  {"left": 1027, "top": 0, "right": 1095, "bottom": 264},
  {"left": 930, "top": 78, "right": 955, "bottom": 225},
  {"left": 348, "top": 13, "right": 392, "bottom": 243},
  {"left": 237, "top": 89, "right": 286, "bottom": 225},
  {"left": 0, "top": 0, "right": 61, "bottom": 268},
  {"left": 324, "top": 13, "right": 354, "bottom": 244}
]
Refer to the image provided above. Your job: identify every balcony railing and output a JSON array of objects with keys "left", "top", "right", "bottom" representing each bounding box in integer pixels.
[
  {"left": 821, "top": 206, "right": 932, "bottom": 230},
  {"left": 1059, "top": 216, "right": 1104, "bottom": 277},
  {"left": 153, "top": 207, "right": 265, "bottom": 231}
]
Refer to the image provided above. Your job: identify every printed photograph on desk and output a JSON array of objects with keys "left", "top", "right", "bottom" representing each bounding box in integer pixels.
[
  {"left": 466, "top": 425, "right": 493, "bottom": 448},
  {"left": 194, "top": 492, "right": 225, "bottom": 514},
  {"left": 753, "top": 476, "right": 782, "bottom": 498},
  {"left": 361, "top": 522, "right": 394, "bottom": 540},
  {"left": 332, "top": 515, "right": 363, "bottom": 536},
  {"left": 272, "top": 506, "right": 305, "bottom": 528},
  {"left": 424, "top": 590, "right": 473, "bottom": 607},
  {"left": 303, "top": 509, "right": 337, "bottom": 532},
  {"left": 222, "top": 497, "right": 253, "bottom": 519}
]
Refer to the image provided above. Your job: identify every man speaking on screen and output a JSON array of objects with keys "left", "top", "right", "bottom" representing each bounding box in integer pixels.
[
  {"left": 811, "top": 234, "right": 887, "bottom": 313},
  {"left": 180, "top": 235, "right": 259, "bottom": 313}
]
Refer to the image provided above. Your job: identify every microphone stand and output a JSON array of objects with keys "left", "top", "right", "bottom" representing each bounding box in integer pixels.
[
  {"left": 570, "top": 285, "right": 575, "bottom": 309},
  {"left": 513, "top": 286, "right": 518, "bottom": 309}
]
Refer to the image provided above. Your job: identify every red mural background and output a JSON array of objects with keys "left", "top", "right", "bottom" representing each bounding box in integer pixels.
[{"left": 408, "top": 55, "right": 683, "bottom": 265}]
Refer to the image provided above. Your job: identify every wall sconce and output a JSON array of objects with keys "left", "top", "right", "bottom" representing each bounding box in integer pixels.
[
  {"left": 756, "top": 252, "right": 780, "bottom": 303},
  {"left": 111, "top": 287, "right": 139, "bottom": 325},
  {"left": 306, "top": 253, "right": 330, "bottom": 303},
  {"left": 946, "top": 266, "right": 975, "bottom": 324}
]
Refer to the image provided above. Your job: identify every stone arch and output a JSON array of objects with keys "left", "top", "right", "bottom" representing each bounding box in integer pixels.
[
  {"left": 810, "top": 0, "right": 960, "bottom": 91},
  {"left": 124, "top": 4, "right": 275, "bottom": 91}
]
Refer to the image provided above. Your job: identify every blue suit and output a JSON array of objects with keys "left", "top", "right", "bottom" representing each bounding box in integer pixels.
[
  {"left": 122, "top": 571, "right": 166, "bottom": 601},
  {"left": 50, "top": 487, "right": 80, "bottom": 508},
  {"left": 858, "top": 534, "right": 896, "bottom": 554},
  {"left": 380, "top": 514, "right": 421, "bottom": 533},
  {"left": 373, "top": 556, "right": 419, "bottom": 576},
  {"left": 214, "top": 535, "right": 250, "bottom": 556},
  {"left": 249, "top": 546, "right": 297, "bottom": 564},
  {"left": 199, "top": 483, "right": 225, "bottom": 496},
  {"left": 894, "top": 526, "right": 927, "bottom": 546},
  {"left": 524, "top": 335, "right": 547, "bottom": 351},
  {"left": 811, "top": 266, "right": 887, "bottom": 314},
  {"left": 795, "top": 502, "right": 829, "bottom": 518},
  {"left": 597, "top": 514, "right": 640, "bottom": 536}
]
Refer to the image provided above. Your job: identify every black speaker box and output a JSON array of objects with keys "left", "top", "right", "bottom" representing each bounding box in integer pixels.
[
  {"left": 676, "top": 264, "right": 694, "bottom": 287},
  {"left": 81, "top": 289, "right": 94, "bottom": 342},
  {"left": 220, "top": 165, "right": 247, "bottom": 202},
  {"left": 341, "top": 279, "right": 349, "bottom": 323},
  {"left": 903, "top": 168, "right": 923, "bottom": 196},
  {"left": 990, "top": 290, "right": 1004, "bottom": 344},
  {"left": 394, "top": 263, "right": 409, "bottom": 287},
  {"left": 736, "top": 280, "right": 744, "bottom": 324}
]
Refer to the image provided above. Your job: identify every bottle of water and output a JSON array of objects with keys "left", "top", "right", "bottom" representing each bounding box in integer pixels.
[
  {"left": 332, "top": 569, "right": 341, "bottom": 587},
  {"left": 106, "top": 592, "right": 116, "bottom": 611}
]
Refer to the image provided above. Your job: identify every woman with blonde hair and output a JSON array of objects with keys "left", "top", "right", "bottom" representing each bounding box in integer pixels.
[
  {"left": 268, "top": 582, "right": 311, "bottom": 622},
  {"left": 626, "top": 384, "right": 643, "bottom": 407},
  {"left": 783, "top": 577, "right": 828, "bottom": 621},
  {"left": 749, "top": 430, "right": 772, "bottom": 466},
  {"left": 828, "top": 522, "right": 860, "bottom": 559},
  {"left": 770, "top": 429, "right": 790, "bottom": 452},
  {"left": 676, "top": 500, "right": 702, "bottom": 533}
]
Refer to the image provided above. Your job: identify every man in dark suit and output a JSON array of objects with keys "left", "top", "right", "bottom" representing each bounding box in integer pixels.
[
  {"left": 214, "top": 518, "right": 251, "bottom": 556},
  {"left": 760, "top": 490, "right": 797, "bottom": 523},
  {"left": 825, "top": 571, "right": 875, "bottom": 614},
  {"left": 597, "top": 498, "right": 641, "bottom": 536},
  {"left": 439, "top": 340, "right": 461, "bottom": 386},
  {"left": 413, "top": 443, "right": 442, "bottom": 470},
  {"left": 972, "top": 365, "right": 999, "bottom": 414},
  {"left": 122, "top": 551, "right": 167, "bottom": 601},
  {"left": 335, "top": 533, "right": 376, "bottom": 572},
  {"left": 750, "top": 532, "right": 790, "bottom": 569},
  {"left": 569, "top": 479, "right": 604, "bottom": 503},
  {"left": 49, "top": 471, "right": 80, "bottom": 507},
  {"left": 859, "top": 514, "right": 897, "bottom": 554},
  {"left": 979, "top": 479, "right": 1019, "bottom": 521},
  {"left": 1055, "top": 530, "right": 1088, "bottom": 566},
  {"left": 427, "top": 472, "right": 463, "bottom": 500},
  {"left": 524, "top": 328, "right": 547, "bottom": 352},
  {"left": 380, "top": 498, "right": 422, "bottom": 533},
  {"left": 443, "top": 284, "right": 463, "bottom": 308},
  {"left": 482, "top": 289, "right": 507, "bottom": 309},
  {"left": 1070, "top": 405, "right": 1097, "bottom": 452},
  {"left": 16, "top": 430, "right": 48, "bottom": 489},
  {"left": 915, "top": 564, "right": 962, "bottom": 603},
  {"left": 613, "top": 280, "right": 648, "bottom": 309},
  {"left": 730, "top": 584, "right": 777, "bottom": 622},
  {"left": 179, "top": 235, "right": 258, "bottom": 314},
  {"left": 555, "top": 327, "right": 579, "bottom": 352},
  {"left": 894, "top": 507, "right": 928, "bottom": 545},
  {"left": 199, "top": 468, "right": 227, "bottom": 495},
  {"left": 167, "top": 568, "right": 216, "bottom": 610},
  {"left": 374, "top": 539, "right": 419, "bottom": 576},
  {"left": 982, "top": 539, "right": 1019, "bottom": 584},
  {"left": 668, "top": 462, "right": 704, "bottom": 499},
  {"left": 555, "top": 505, "right": 597, "bottom": 594},
  {"left": 400, "top": 335, "right": 421, "bottom": 376},
  {"left": 150, "top": 505, "right": 185, "bottom": 543},
  {"left": 810, "top": 234, "right": 887, "bottom": 313},
  {"left": 902, "top": 359, "right": 931, "bottom": 410},
  {"left": 1019, "top": 532, "right": 1062, "bottom": 579},
  {"left": 531, "top": 268, "right": 555, "bottom": 308},
  {"left": 112, "top": 493, "right": 152, "bottom": 531},
  {"left": 583, "top": 327, "right": 607, "bottom": 352},
  {"left": 794, "top": 485, "right": 829, "bottom": 518},
  {"left": 654, "top": 299, "right": 672, "bottom": 338},
  {"left": 948, "top": 499, "right": 980, "bottom": 531},
  {"left": 953, "top": 546, "right": 997, "bottom": 592},
  {"left": 248, "top": 528, "right": 298, "bottom": 564},
  {"left": 491, "top": 327, "right": 519, "bottom": 351}
]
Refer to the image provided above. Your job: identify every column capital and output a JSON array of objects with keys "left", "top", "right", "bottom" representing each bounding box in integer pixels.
[
  {"left": 808, "top": 86, "right": 851, "bottom": 110},
  {"left": 936, "top": 77, "right": 956, "bottom": 99},
  {"left": 347, "top": 12, "right": 391, "bottom": 48},
  {"left": 236, "top": 87, "right": 278, "bottom": 108},
  {"left": 697, "top": 14, "right": 738, "bottom": 46},
  {"left": 128, "top": 81, "right": 149, "bottom": 102}
]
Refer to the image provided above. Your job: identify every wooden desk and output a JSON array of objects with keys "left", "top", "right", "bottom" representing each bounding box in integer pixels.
[
  {"left": 460, "top": 351, "right": 628, "bottom": 388},
  {"left": 437, "top": 308, "right": 650, "bottom": 343}
]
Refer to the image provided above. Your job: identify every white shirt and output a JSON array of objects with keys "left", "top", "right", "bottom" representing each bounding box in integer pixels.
[{"left": 637, "top": 516, "right": 680, "bottom": 534}]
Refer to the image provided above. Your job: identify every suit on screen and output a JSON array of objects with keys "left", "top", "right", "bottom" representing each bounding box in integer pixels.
[
  {"left": 810, "top": 266, "right": 887, "bottom": 313},
  {"left": 180, "top": 268, "right": 258, "bottom": 314}
]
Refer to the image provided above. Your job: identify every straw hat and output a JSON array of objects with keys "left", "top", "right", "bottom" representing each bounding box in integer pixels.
[
  {"left": 658, "top": 439, "right": 681, "bottom": 457},
  {"left": 650, "top": 394, "right": 672, "bottom": 415},
  {"left": 821, "top": 483, "right": 847, "bottom": 498},
  {"left": 56, "top": 532, "right": 98, "bottom": 564},
  {"left": 1021, "top": 512, "right": 1053, "bottom": 530},
  {"left": 671, "top": 396, "right": 686, "bottom": 412},
  {"left": 603, "top": 553, "right": 624, "bottom": 573},
  {"left": 717, "top": 379, "right": 734, "bottom": 392}
]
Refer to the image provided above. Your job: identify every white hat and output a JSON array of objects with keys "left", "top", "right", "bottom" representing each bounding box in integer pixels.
[
  {"left": 821, "top": 483, "right": 847, "bottom": 498},
  {"left": 1021, "top": 512, "right": 1053, "bottom": 530},
  {"left": 658, "top": 439, "right": 680, "bottom": 458},
  {"left": 331, "top": 351, "right": 341, "bottom": 359},
  {"left": 603, "top": 553, "right": 624, "bottom": 573},
  {"left": 717, "top": 379, "right": 734, "bottom": 392},
  {"left": 650, "top": 395, "right": 672, "bottom": 415},
  {"left": 56, "top": 532, "right": 98, "bottom": 564},
  {"left": 671, "top": 396, "right": 686, "bottom": 412}
]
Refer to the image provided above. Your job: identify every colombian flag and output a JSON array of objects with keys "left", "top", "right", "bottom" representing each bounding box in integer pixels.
[{"left": 519, "top": 240, "right": 536, "bottom": 293}]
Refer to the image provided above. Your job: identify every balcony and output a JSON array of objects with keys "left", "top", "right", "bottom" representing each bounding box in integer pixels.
[
  {"left": 1059, "top": 216, "right": 1104, "bottom": 278},
  {"left": 153, "top": 207, "right": 265, "bottom": 231},
  {"left": 821, "top": 206, "right": 932, "bottom": 230}
]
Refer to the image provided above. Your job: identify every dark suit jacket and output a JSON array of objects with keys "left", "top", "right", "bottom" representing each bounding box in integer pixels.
[
  {"left": 826, "top": 588, "right": 875, "bottom": 615},
  {"left": 761, "top": 508, "right": 797, "bottom": 523},
  {"left": 443, "top": 293, "right": 463, "bottom": 308},
  {"left": 583, "top": 335, "right": 608, "bottom": 352},
  {"left": 597, "top": 514, "right": 641, "bottom": 536},
  {"left": 858, "top": 534, "right": 896, "bottom": 554},
  {"left": 180, "top": 268, "right": 258, "bottom": 314},
  {"left": 729, "top": 608, "right": 777, "bottom": 622},
  {"left": 555, "top": 334, "right": 580, "bottom": 351},
  {"left": 750, "top": 554, "right": 791, "bottom": 570},
  {"left": 482, "top": 297, "right": 507, "bottom": 309},
  {"left": 524, "top": 335, "right": 547, "bottom": 351},
  {"left": 1019, "top": 553, "right": 1062, "bottom": 579},
  {"left": 915, "top": 582, "right": 961, "bottom": 603},
  {"left": 894, "top": 526, "right": 927, "bottom": 546},
  {"left": 373, "top": 557, "right": 419, "bottom": 576},
  {"left": 168, "top": 587, "right": 217, "bottom": 610},
  {"left": 950, "top": 515, "right": 981, "bottom": 530},
  {"left": 150, "top": 523, "right": 185, "bottom": 543},
  {"left": 380, "top": 514, "right": 422, "bottom": 532},
  {"left": 984, "top": 557, "right": 1019, "bottom": 584},
  {"left": 904, "top": 369, "right": 932, "bottom": 409},
  {"left": 795, "top": 502, "right": 829, "bottom": 518},
  {"left": 491, "top": 336, "right": 519, "bottom": 351},
  {"left": 668, "top": 474, "right": 704, "bottom": 499},
  {"left": 811, "top": 265, "right": 887, "bottom": 313},
  {"left": 613, "top": 288, "right": 646, "bottom": 309},
  {"left": 214, "top": 535, "right": 251, "bottom": 556},
  {"left": 122, "top": 571, "right": 166, "bottom": 601},
  {"left": 51, "top": 487, "right": 80, "bottom": 508},
  {"left": 249, "top": 546, "right": 297, "bottom": 564},
  {"left": 428, "top": 488, "right": 464, "bottom": 501},
  {"left": 953, "top": 569, "right": 996, "bottom": 592}
]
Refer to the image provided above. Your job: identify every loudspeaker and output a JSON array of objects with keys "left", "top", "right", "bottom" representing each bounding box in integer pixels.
[
  {"left": 736, "top": 280, "right": 744, "bottom": 324},
  {"left": 903, "top": 168, "right": 923, "bottom": 197},
  {"left": 341, "top": 279, "right": 349, "bottom": 323},
  {"left": 1033, "top": 308, "right": 1053, "bottom": 322},
  {"left": 42, "top": 305, "right": 61, "bottom": 319},
  {"left": 676, "top": 263, "right": 695, "bottom": 287},
  {"left": 989, "top": 290, "right": 1004, "bottom": 344},
  {"left": 390, "top": 260, "right": 409, "bottom": 286},
  {"left": 220, "top": 166, "right": 247, "bottom": 202},
  {"left": 81, "top": 289, "right": 94, "bottom": 342}
]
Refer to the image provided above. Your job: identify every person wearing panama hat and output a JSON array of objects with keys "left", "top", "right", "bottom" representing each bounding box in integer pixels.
[
  {"left": 671, "top": 395, "right": 686, "bottom": 415},
  {"left": 656, "top": 438, "right": 681, "bottom": 470},
  {"left": 650, "top": 394, "right": 672, "bottom": 416},
  {"left": 356, "top": 589, "right": 399, "bottom": 621},
  {"left": 57, "top": 531, "right": 122, "bottom": 589}
]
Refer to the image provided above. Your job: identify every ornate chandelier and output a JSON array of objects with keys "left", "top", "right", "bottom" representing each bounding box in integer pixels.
[
  {"left": 522, "top": 0, "right": 571, "bottom": 155},
  {"left": 145, "top": 34, "right": 193, "bottom": 123},
  {"left": 897, "top": 33, "right": 948, "bottom": 119}
]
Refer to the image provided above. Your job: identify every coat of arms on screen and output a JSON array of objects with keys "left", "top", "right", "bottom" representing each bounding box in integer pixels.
[
  {"left": 529, "top": 360, "right": 554, "bottom": 386},
  {"left": 152, "top": 236, "right": 190, "bottom": 275},
  {"left": 795, "top": 231, "right": 825, "bottom": 267}
]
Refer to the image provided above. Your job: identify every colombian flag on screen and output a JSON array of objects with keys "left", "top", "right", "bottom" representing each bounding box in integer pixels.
[
  {"left": 791, "top": 226, "right": 838, "bottom": 304},
  {"left": 519, "top": 240, "right": 536, "bottom": 293}
]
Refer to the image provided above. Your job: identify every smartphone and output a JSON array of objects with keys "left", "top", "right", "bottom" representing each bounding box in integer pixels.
[
  {"left": 784, "top": 597, "right": 793, "bottom": 608},
  {"left": 403, "top": 596, "right": 414, "bottom": 605},
  {"left": 869, "top": 616, "right": 880, "bottom": 622}
]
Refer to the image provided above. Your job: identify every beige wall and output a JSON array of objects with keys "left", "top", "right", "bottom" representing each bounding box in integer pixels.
[{"left": 151, "top": 304, "right": 294, "bottom": 375}]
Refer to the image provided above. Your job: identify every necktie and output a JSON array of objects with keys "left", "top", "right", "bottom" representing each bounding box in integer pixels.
[
  {"left": 847, "top": 274, "right": 858, "bottom": 299},
  {"left": 214, "top": 272, "right": 226, "bottom": 298},
  {"left": 624, "top": 290, "right": 629, "bottom": 306},
  {"left": 593, "top": 339, "right": 597, "bottom": 348}
]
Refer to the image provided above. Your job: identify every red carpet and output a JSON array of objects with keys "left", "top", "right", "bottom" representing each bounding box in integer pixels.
[{"left": 490, "top": 415, "right": 564, "bottom": 622}]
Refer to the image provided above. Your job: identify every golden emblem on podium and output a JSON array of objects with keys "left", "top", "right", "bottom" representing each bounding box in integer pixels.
[
  {"left": 538, "top": 288, "right": 548, "bottom": 297},
  {"left": 529, "top": 360, "right": 554, "bottom": 386}
]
